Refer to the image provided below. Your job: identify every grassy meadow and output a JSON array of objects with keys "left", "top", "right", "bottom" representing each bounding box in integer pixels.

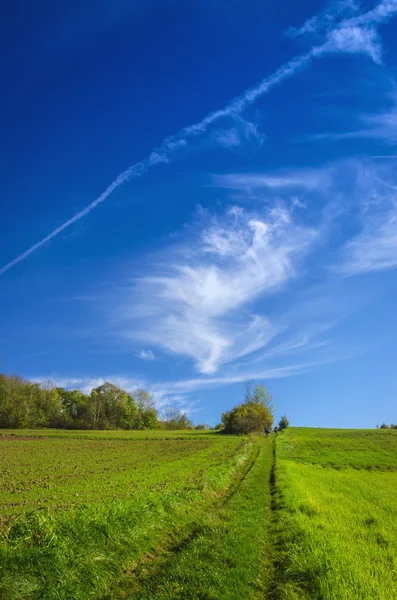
[
  {"left": 1, "top": 427, "right": 397, "bottom": 599},
  {"left": 274, "top": 428, "right": 397, "bottom": 599}
]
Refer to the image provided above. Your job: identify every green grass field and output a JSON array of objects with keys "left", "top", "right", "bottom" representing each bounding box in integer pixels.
[
  {"left": 275, "top": 428, "right": 397, "bottom": 599},
  {"left": 1, "top": 428, "right": 397, "bottom": 599}
]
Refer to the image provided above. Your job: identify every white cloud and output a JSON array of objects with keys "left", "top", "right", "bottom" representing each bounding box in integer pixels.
[
  {"left": 114, "top": 205, "right": 317, "bottom": 375},
  {"left": 114, "top": 158, "right": 397, "bottom": 373},
  {"left": 29, "top": 157, "right": 397, "bottom": 404},
  {"left": 358, "top": 96, "right": 397, "bottom": 143},
  {"left": 289, "top": 0, "right": 397, "bottom": 63},
  {"left": 305, "top": 89, "right": 397, "bottom": 144},
  {"left": 33, "top": 158, "right": 397, "bottom": 392},
  {"left": 136, "top": 349, "right": 156, "bottom": 361},
  {"left": 286, "top": 0, "right": 359, "bottom": 39},
  {"left": 30, "top": 363, "right": 315, "bottom": 413},
  {"left": 334, "top": 160, "right": 397, "bottom": 274},
  {"left": 212, "top": 116, "right": 265, "bottom": 150},
  {"left": 341, "top": 210, "right": 397, "bottom": 274},
  {"left": 214, "top": 168, "right": 331, "bottom": 192},
  {"left": 32, "top": 375, "right": 145, "bottom": 396},
  {"left": 149, "top": 344, "right": 371, "bottom": 395},
  {"left": 323, "top": 25, "right": 382, "bottom": 63},
  {"left": 214, "top": 128, "right": 242, "bottom": 149}
]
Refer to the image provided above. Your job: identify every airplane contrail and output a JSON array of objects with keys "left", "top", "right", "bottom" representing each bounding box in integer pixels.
[
  {"left": 1, "top": 0, "right": 396, "bottom": 277},
  {"left": 0, "top": 50, "right": 312, "bottom": 277}
]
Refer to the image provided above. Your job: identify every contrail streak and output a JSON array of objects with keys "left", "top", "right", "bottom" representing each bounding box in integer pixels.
[
  {"left": 0, "top": 165, "right": 144, "bottom": 276},
  {"left": 1, "top": 0, "right": 396, "bottom": 277},
  {"left": 0, "top": 50, "right": 313, "bottom": 277}
]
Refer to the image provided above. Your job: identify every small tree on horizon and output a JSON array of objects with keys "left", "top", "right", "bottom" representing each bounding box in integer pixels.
[
  {"left": 221, "top": 383, "right": 274, "bottom": 434},
  {"left": 163, "top": 406, "right": 193, "bottom": 430},
  {"left": 278, "top": 415, "right": 289, "bottom": 431}
]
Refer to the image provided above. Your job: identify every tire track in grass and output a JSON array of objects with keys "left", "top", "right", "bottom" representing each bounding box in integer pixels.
[
  {"left": 104, "top": 438, "right": 261, "bottom": 598},
  {"left": 109, "top": 437, "right": 274, "bottom": 600},
  {"left": 268, "top": 435, "right": 313, "bottom": 600}
]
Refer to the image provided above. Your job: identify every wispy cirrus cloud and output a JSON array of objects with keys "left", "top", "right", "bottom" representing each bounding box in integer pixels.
[
  {"left": 310, "top": 89, "right": 397, "bottom": 144},
  {"left": 33, "top": 375, "right": 145, "bottom": 396},
  {"left": 137, "top": 349, "right": 156, "bottom": 361},
  {"left": 212, "top": 116, "right": 265, "bottom": 149},
  {"left": 107, "top": 157, "right": 397, "bottom": 374},
  {"left": 334, "top": 159, "right": 397, "bottom": 274},
  {"left": 113, "top": 203, "right": 317, "bottom": 375},
  {"left": 30, "top": 158, "right": 397, "bottom": 396},
  {"left": 213, "top": 167, "right": 331, "bottom": 193},
  {"left": 342, "top": 216, "right": 397, "bottom": 274},
  {"left": 340, "top": 205, "right": 397, "bottom": 275},
  {"left": 32, "top": 362, "right": 321, "bottom": 403},
  {"left": 1, "top": 0, "right": 396, "bottom": 277},
  {"left": 42, "top": 340, "right": 367, "bottom": 401},
  {"left": 288, "top": 0, "right": 397, "bottom": 63},
  {"left": 286, "top": 0, "right": 359, "bottom": 39}
]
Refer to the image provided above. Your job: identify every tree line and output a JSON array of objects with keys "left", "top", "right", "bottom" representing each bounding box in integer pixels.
[
  {"left": 0, "top": 373, "right": 288, "bottom": 433},
  {"left": 0, "top": 375, "right": 214, "bottom": 431},
  {"left": 0, "top": 375, "right": 162, "bottom": 430}
]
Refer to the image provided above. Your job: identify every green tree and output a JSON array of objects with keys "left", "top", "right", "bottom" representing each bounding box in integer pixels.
[
  {"left": 88, "top": 383, "right": 135, "bottom": 429},
  {"left": 222, "top": 383, "right": 274, "bottom": 434},
  {"left": 278, "top": 415, "right": 289, "bottom": 431},
  {"left": 0, "top": 375, "right": 28, "bottom": 428},
  {"left": 132, "top": 389, "right": 158, "bottom": 430},
  {"left": 0, "top": 373, "right": 158, "bottom": 431},
  {"left": 57, "top": 388, "right": 90, "bottom": 428},
  {"left": 35, "top": 382, "right": 62, "bottom": 428},
  {"left": 163, "top": 406, "right": 193, "bottom": 430}
]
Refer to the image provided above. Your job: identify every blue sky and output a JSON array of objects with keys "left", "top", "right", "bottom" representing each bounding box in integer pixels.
[{"left": 1, "top": 0, "right": 397, "bottom": 427}]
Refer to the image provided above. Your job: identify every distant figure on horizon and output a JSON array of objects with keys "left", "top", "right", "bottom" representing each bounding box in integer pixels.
[
  {"left": 265, "top": 427, "right": 270, "bottom": 437},
  {"left": 274, "top": 426, "right": 278, "bottom": 437}
]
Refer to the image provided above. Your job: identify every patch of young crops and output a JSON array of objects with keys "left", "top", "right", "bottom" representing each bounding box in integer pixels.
[
  {"left": 0, "top": 433, "right": 243, "bottom": 517},
  {"left": 0, "top": 431, "right": 251, "bottom": 599}
]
